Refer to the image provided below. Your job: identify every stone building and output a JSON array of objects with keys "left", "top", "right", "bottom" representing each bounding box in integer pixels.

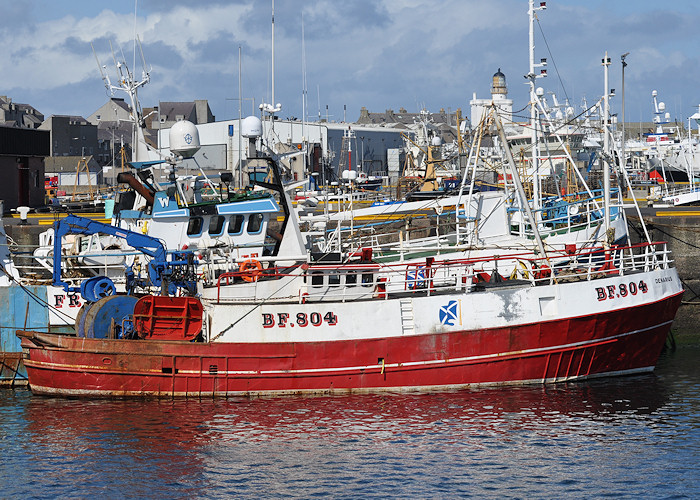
[
  {"left": 38, "top": 115, "right": 98, "bottom": 159},
  {"left": 0, "top": 95, "right": 44, "bottom": 129},
  {"left": 143, "top": 100, "right": 215, "bottom": 148}
]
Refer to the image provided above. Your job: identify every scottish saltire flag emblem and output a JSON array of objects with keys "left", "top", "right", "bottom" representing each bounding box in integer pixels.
[
  {"left": 439, "top": 300, "right": 459, "bottom": 326},
  {"left": 406, "top": 267, "right": 425, "bottom": 289}
]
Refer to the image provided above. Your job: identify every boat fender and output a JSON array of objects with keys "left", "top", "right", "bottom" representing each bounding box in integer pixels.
[
  {"left": 240, "top": 259, "right": 263, "bottom": 282},
  {"left": 533, "top": 264, "right": 551, "bottom": 280},
  {"left": 374, "top": 277, "right": 387, "bottom": 299}
]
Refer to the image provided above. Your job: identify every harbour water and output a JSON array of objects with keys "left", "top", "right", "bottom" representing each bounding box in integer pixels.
[{"left": 1, "top": 337, "right": 699, "bottom": 498}]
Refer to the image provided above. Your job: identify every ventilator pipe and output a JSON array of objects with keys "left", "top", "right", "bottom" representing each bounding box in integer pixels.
[{"left": 117, "top": 172, "right": 155, "bottom": 205}]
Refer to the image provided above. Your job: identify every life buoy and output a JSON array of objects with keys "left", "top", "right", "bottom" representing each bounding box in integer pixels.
[{"left": 239, "top": 259, "right": 263, "bottom": 282}]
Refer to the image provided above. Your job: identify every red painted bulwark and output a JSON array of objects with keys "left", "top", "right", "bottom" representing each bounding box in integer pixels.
[{"left": 18, "top": 293, "right": 682, "bottom": 397}]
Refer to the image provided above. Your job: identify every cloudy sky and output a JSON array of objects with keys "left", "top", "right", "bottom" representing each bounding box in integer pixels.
[{"left": 2, "top": 0, "right": 699, "bottom": 126}]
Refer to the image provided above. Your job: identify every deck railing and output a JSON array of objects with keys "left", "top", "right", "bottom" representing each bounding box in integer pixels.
[{"left": 212, "top": 241, "right": 674, "bottom": 303}]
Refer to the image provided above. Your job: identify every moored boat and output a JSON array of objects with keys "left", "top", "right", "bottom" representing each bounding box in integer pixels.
[
  {"left": 17, "top": 242, "right": 683, "bottom": 397},
  {"left": 17, "top": 153, "right": 684, "bottom": 397}
]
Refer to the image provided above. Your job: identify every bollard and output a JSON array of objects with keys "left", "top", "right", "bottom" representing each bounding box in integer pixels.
[{"left": 17, "top": 206, "right": 30, "bottom": 225}]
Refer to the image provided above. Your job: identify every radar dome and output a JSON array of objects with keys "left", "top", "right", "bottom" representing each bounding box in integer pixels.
[
  {"left": 169, "top": 120, "right": 200, "bottom": 158},
  {"left": 431, "top": 136, "right": 442, "bottom": 146},
  {"left": 242, "top": 116, "right": 263, "bottom": 138}
]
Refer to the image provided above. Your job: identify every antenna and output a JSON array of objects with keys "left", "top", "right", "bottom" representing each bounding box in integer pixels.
[
  {"left": 133, "top": 0, "right": 138, "bottom": 82},
  {"left": 109, "top": 40, "right": 118, "bottom": 72},
  {"left": 91, "top": 43, "right": 112, "bottom": 93},
  {"left": 259, "top": 0, "right": 281, "bottom": 118},
  {"left": 94, "top": 30, "right": 157, "bottom": 164},
  {"left": 137, "top": 35, "right": 151, "bottom": 82}
]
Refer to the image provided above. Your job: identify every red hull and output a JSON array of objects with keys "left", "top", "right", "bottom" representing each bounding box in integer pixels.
[{"left": 19, "top": 293, "right": 682, "bottom": 397}]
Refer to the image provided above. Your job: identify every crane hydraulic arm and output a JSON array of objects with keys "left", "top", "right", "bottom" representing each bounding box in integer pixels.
[{"left": 52, "top": 214, "right": 196, "bottom": 300}]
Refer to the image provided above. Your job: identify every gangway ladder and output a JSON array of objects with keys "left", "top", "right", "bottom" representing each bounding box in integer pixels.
[{"left": 399, "top": 298, "right": 415, "bottom": 335}]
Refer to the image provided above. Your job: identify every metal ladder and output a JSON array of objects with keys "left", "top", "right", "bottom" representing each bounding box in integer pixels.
[{"left": 399, "top": 298, "right": 415, "bottom": 335}]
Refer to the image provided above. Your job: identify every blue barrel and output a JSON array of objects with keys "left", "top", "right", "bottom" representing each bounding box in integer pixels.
[{"left": 104, "top": 199, "right": 115, "bottom": 219}]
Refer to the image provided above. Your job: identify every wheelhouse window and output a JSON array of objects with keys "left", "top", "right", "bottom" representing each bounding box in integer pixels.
[
  {"left": 187, "top": 216, "right": 203, "bottom": 236},
  {"left": 208, "top": 215, "right": 225, "bottom": 236},
  {"left": 248, "top": 213, "right": 264, "bottom": 234},
  {"left": 311, "top": 271, "right": 324, "bottom": 287},
  {"left": 361, "top": 272, "right": 374, "bottom": 288},
  {"left": 328, "top": 272, "right": 341, "bottom": 287},
  {"left": 345, "top": 271, "right": 357, "bottom": 287},
  {"left": 228, "top": 214, "right": 244, "bottom": 235}
]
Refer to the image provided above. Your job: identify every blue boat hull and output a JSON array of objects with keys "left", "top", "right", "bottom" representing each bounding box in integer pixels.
[{"left": 0, "top": 285, "right": 56, "bottom": 386}]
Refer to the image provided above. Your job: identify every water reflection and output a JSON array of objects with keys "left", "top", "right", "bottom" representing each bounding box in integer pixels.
[
  {"left": 2, "top": 344, "right": 699, "bottom": 498},
  {"left": 20, "top": 375, "right": 672, "bottom": 444}
]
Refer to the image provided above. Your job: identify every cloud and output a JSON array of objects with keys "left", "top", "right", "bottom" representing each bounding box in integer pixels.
[{"left": 2, "top": 0, "right": 700, "bottom": 124}]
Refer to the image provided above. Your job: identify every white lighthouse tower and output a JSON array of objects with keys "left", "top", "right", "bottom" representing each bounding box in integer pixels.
[{"left": 469, "top": 68, "right": 514, "bottom": 128}]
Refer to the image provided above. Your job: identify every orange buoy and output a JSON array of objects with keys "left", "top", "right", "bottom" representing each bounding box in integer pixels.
[{"left": 240, "top": 259, "right": 263, "bottom": 282}]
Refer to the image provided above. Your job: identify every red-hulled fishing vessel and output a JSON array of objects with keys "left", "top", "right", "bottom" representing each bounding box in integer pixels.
[
  {"left": 17, "top": 150, "right": 684, "bottom": 397},
  {"left": 18, "top": 267, "right": 682, "bottom": 397}
]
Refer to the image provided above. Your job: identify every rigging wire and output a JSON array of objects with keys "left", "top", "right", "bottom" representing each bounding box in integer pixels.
[
  {"left": 0, "top": 263, "right": 77, "bottom": 327},
  {"left": 535, "top": 16, "right": 570, "bottom": 105}
]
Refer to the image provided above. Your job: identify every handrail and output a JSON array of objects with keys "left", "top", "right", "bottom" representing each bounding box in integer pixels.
[{"left": 211, "top": 241, "right": 674, "bottom": 303}]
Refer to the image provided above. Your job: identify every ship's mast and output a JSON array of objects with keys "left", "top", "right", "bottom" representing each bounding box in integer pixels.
[
  {"left": 527, "top": 0, "right": 547, "bottom": 214},
  {"left": 602, "top": 52, "right": 611, "bottom": 234},
  {"left": 271, "top": 0, "right": 275, "bottom": 113},
  {"left": 259, "top": 1, "right": 281, "bottom": 133}
]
